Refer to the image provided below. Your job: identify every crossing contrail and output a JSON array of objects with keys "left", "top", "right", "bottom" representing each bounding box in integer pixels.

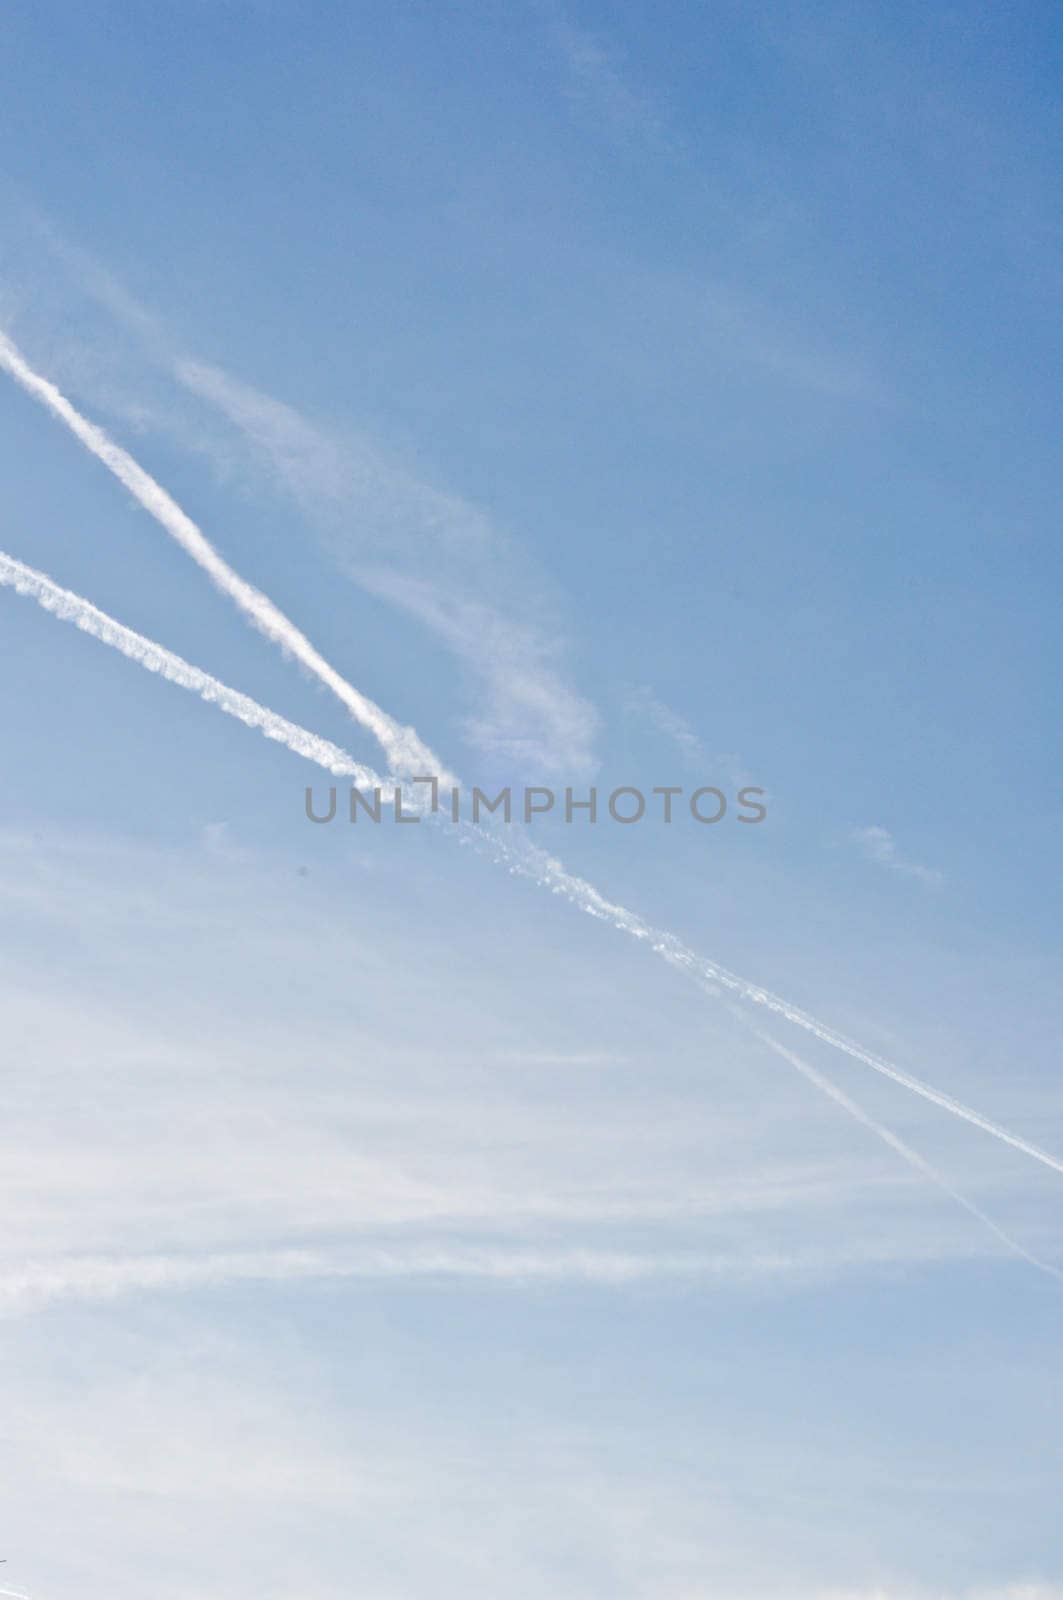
[
  {"left": 0, "top": 330, "right": 450, "bottom": 784},
  {"left": 0, "top": 549, "right": 390, "bottom": 792},
  {"left": 472, "top": 829, "right": 1063, "bottom": 1179},
  {"left": 741, "top": 1014, "right": 1063, "bottom": 1285},
  {"left": 3, "top": 543, "right": 1059, "bottom": 1276},
  {"left": 3, "top": 332, "right": 1061, "bottom": 1188}
]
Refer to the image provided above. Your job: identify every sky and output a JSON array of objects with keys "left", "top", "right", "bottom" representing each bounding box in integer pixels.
[{"left": 0, "top": 2, "right": 1062, "bottom": 1595}]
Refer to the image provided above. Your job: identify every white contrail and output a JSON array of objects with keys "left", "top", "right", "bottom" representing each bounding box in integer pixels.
[
  {"left": 3, "top": 333, "right": 1060, "bottom": 1185},
  {"left": 493, "top": 825, "right": 1063, "bottom": 1275},
  {"left": 0, "top": 1244, "right": 809, "bottom": 1314},
  {"left": 0, "top": 550, "right": 391, "bottom": 794},
  {"left": 4, "top": 546, "right": 1059, "bottom": 1277},
  {"left": 741, "top": 1013, "right": 1063, "bottom": 1285},
  {"left": 0, "top": 330, "right": 450, "bottom": 783},
  {"left": 473, "top": 829, "right": 1063, "bottom": 1179}
]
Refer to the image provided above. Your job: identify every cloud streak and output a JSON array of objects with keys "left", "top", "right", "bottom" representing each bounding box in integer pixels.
[
  {"left": 0, "top": 1243, "right": 818, "bottom": 1315},
  {"left": 0, "top": 549, "right": 390, "bottom": 793},
  {"left": 624, "top": 684, "right": 750, "bottom": 787},
  {"left": 174, "top": 356, "right": 601, "bottom": 777},
  {"left": 8, "top": 534, "right": 1051, "bottom": 1278},
  {"left": 745, "top": 1018, "right": 1063, "bottom": 1285},
  {"left": 854, "top": 825, "right": 944, "bottom": 888},
  {"left": 477, "top": 829, "right": 1063, "bottom": 1181},
  {"left": 0, "top": 330, "right": 448, "bottom": 782},
  {"left": 4, "top": 333, "right": 1061, "bottom": 1230}
]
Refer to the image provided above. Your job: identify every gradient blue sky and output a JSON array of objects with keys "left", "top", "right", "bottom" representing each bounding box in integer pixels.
[{"left": 1, "top": 3, "right": 1062, "bottom": 1596}]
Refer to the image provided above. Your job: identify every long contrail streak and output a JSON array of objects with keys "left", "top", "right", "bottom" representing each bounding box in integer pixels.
[
  {"left": 741, "top": 1014, "right": 1063, "bottom": 1284},
  {"left": 474, "top": 830, "right": 1063, "bottom": 1179},
  {"left": 3, "top": 333, "right": 1061, "bottom": 1189},
  {"left": 0, "top": 550, "right": 390, "bottom": 791},
  {"left": 2, "top": 546, "right": 1057, "bottom": 1278},
  {"left": 0, "top": 330, "right": 450, "bottom": 783}
]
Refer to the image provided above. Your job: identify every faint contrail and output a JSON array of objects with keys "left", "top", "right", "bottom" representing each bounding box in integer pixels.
[
  {"left": 4, "top": 545, "right": 1061, "bottom": 1282},
  {"left": 486, "top": 831, "right": 1063, "bottom": 1271},
  {"left": 473, "top": 830, "right": 1063, "bottom": 1179},
  {"left": 0, "top": 330, "right": 449, "bottom": 783},
  {"left": 741, "top": 1012, "right": 1063, "bottom": 1285},
  {"left": 0, "top": 550, "right": 391, "bottom": 793},
  {"left": 3, "top": 333, "right": 1060, "bottom": 1185},
  {"left": 0, "top": 1244, "right": 799, "bottom": 1309}
]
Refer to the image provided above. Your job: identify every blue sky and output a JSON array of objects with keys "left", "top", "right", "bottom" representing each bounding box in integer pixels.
[{"left": 1, "top": 2, "right": 1062, "bottom": 1596}]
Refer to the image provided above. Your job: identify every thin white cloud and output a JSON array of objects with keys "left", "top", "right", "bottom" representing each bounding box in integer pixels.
[
  {"left": 626, "top": 684, "right": 708, "bottom": 764},
  {"left": 3, "top": 1293, "right": 1057, "bottom": 1599},
  {"left": 744, "top": 1018, "right": 1063, "bottom": 1286},
  {"left": 0, "top": 330, "right": 448, "bottom": 781},
  {"left": 0, "top": 1244, "right": 820, "bottom": 1316},
  {"left": 174, "top": 356, "right": 601, "bottom": 778},
  {"left": 477, "top": 824, "right": 1063, "bottom": 1180},
  {"left": 3, "top": 532, "right": 1058, "bottom": 1210},
  {"left": 625, "top": 684, "right": 750, "bottom": 785},
  {"left": 6, "top": 829, "right": 1059, "bottom": 1319},
  {"left": 11, "top": 237, "right": 596, "bottom": 779},
  {"left": 6, "top": 1026, "right": 1056, "bottom": 1314},
  {"left": 854, "top": 825, "right": 944, "bottom": 888},
  {"left": 0, "top": 548, "right": 392, "bottom": 793},
  {"left": 4, "top": 330, "right": 1057, "bottom": 1226},
  {"left": 361, "top": 566, "right": 599, "bottom": 774}
]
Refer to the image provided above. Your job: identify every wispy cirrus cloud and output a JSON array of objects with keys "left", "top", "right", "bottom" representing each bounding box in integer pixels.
[
  {"left": 0, "top": 329, "right": 447, "bottom": 782},
  {"left": 0, "top": 409, "right": 1050, "bottom": 1211},
  {"left": 172, "top": 356, "right": 601, "bottom": 779},
  {"left": 626, "top": 684, "right": 709, "bottom": 765},
  {"left": 1, "top": 221, "right": 601, "bottom": 780},
  {"left": 3, "top": 294, "right": 1050, "bottom": 1233},
  {"left": 0, "top": 1243, "right": 826, "bottom": 1318},
  {"left": 625, "top": 684, "right": 750, "bottom": 787},
  {"left": 0, "top": 547, "right": 392, "bottom": 793},
  {"left": 3, "top": 823, "right": 1061, "bottom": 1335},
  {"left": 853, "top": 825, "right": 944, "bottom": 889}
]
